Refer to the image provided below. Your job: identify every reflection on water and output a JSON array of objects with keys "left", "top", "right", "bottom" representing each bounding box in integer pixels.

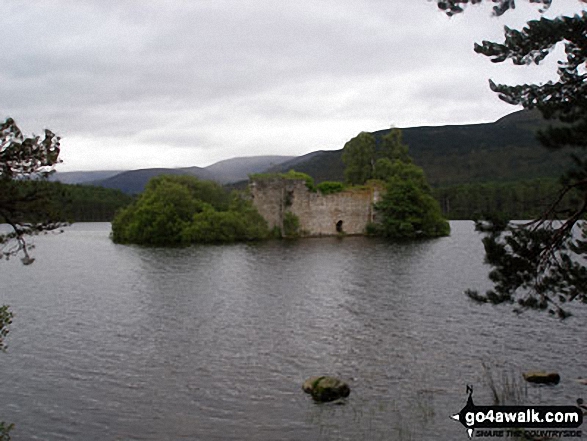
[{"left": 1, "top": 222, "right": 586, "bottom": 440}]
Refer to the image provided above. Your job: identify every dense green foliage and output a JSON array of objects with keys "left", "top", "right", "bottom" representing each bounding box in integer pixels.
[
  {"left": 282, "top": 212, "right": 301, "bottom": 238},
  {"left": 316, "top": 181, "right": 346, "bottom": 195},
  {"left": 342, "top": 128, "right": 450, "bottom": 239},
  {"left": 433, "top": 178, "right": 578, "bottom": 220},
  {"left": 0, "top": 180, "right": 134, "bottom": 224},
  {"left": 342, "top": 129, "right": 411, "bottom": 185},
  {"left": 373, "top": 161, "right": 450, "bottom": 239},
  {"left": 436, "top": 0, "right": 587, "bottom": 317},
  {"left": 380, "top": 128, "right": 411, "bottom": 164},
  {"left": 0, "top": 180, "right": 66, "bottom": 227},
  {"left": 342, "top": 132, "right": 376, "bottom": 185},
  {"left": 250, "top": 170, "right": 315, "bottom": 191},
  {"left": 183, "top": 196, "right": 270, "bottom": 243},
  {"left": 111, "top": 175, "right": 268, "bottom": 245},
  {"left": 59, "top": 184, "right": 134, "bottom": 221}
]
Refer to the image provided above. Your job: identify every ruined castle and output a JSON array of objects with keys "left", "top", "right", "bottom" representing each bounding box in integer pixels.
[{"left": 249, "top": 177, "right": 383, "bottom": 237}]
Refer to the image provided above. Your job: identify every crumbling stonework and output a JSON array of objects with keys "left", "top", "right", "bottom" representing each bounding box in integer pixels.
[{"left": 249, "top": 178, "right": 382, "bottom": 237}]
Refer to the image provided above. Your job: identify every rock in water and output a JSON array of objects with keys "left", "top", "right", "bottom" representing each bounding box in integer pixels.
[
  {"left": 523, "top": 371, "right": 560, "bottom": 385},
  {"left": 302, "top": 376, "right": 350, "bottom": 402},
  {"left": 302, "top": 376, "right": 323, "bottom": 394}
]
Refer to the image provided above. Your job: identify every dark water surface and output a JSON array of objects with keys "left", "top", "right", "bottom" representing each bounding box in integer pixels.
[{"left": 1, "top": 222, "right": 585, "bottom": 440}]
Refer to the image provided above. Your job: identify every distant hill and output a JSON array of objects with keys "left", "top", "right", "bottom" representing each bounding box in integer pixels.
[
  {"left": 273, "top": 150, "right": 344, "bottom": 183},
  {"left": 69, "top": 155, "right": 295, "bottom": 194},
  {"left": 50, "top": 170, "right": 124, "bottom": 184},
  {"left": 185, "top": 155, "right": 294, "bottom": 184},
  {"left": 94, "top": 167, "right": 214, "bottom": 194},
  {"left": 274, "top": 109, "right": 572, "bottom": 186},
  {"left": 57, "top": 110, "right": 574, "bottom": 194}
]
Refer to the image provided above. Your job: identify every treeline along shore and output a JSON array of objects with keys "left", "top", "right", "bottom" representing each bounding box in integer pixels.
[{"left": 1, "top": 172, "right": 574, "bottom": 225}]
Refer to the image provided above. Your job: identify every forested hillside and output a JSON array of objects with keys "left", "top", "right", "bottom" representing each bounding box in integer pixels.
[
  {"left": 274, "top": 110, "right": 573, "bottom": 187},
  {"left": 58, "top": 183, "right": 135, "bottom": 222},
  {"left": 0, "top": 181, "right": 135, "bottom": 223},
  {"left": 432, "top": 178, "right": 577, "bottom": 220}
]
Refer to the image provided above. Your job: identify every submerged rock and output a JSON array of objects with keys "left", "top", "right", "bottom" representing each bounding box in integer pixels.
[
  {"left": 523, "top": 371, "right": 560, "bottom": 385},
  {"left": 302, "top": 376, "right": 350, "bottom": 402}
]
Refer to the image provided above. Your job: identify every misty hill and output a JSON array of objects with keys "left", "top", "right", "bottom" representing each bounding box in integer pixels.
[
  {"left": 182, "top": 155, "right": 294, "bottom": 184},
  {"left": 50, "top": 170, "right": 124, "bottom": 184},
  {"left": 94, "top": 167, "right": 215, "bottom": 194},
  {"left": 75, "top": 155, "right": 295, "bottom": 194},
  {"left": 274, "top": 109, "right": 572, "bottom": 187}
]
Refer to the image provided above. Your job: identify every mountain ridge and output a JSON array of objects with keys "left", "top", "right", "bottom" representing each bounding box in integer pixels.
[
  {"left": 54, "top": 110, "right": 569, "bottom": 193},
  {"left": 54, "top": 155, "right": 296, "bottom": 194},
  {"left": 273, "top": 109, "right": 567, "bottom": 186}
]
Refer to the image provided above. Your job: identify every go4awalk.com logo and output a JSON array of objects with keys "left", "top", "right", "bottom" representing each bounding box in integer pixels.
[{"left": 451, "top": 386, "right": 583, "bottom": 439}]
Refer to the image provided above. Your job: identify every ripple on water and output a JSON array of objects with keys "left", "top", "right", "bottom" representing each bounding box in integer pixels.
[{"left": 1, "top": 222, "right": 586, "bottom": 440}]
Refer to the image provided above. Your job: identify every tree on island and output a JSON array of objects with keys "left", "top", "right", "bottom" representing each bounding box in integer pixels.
[
  {"left": 375, "top": 161, "right": 451, "bottom": 238},
  {"left": 342, "top": 128, "right": 413, "bottom": 185},
  {"left": 342, "top": 132, "right": 376, "bottom": 186},
  {"left": 435, "top": 0, "right": 587, "bottom": 317},
  {"left": 342, "top": 128, "right": 450, "bottom": 238},
  {"left": 111, "top": 175, "right": 269, "bottom": 245}
]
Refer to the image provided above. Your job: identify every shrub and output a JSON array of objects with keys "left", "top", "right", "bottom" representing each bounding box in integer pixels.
[
  {"left": 376, "top": 174, "right": 450, "bottom": 239},
  {"left": 249, "top": 170, "right": 315, "bottom": 191},
  {"left": 316, "top": 181, "right": 345, "bottom": 195},
  {"left": 112, "top": 175, "right": 269, "bottom": 245},
  {"left": 283, "top": 212, "right": 300, "bottom": 238}
]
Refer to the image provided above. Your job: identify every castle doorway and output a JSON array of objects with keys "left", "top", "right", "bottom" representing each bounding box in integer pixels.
[{"left": 336, "top": 220, "right": 344, "bottom": 233}]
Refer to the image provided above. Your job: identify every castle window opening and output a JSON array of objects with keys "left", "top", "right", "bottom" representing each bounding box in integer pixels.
[
  {"left": 336, "top": 220, "right": 344, "bottom": 233},
  {"left": 285, "top": 190, "right": 294, "bottom": 207}
]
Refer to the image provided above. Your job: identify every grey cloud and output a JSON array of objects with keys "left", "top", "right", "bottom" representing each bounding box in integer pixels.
[{"left": 1, "top": 0, "right": 566, "bottom": 170}]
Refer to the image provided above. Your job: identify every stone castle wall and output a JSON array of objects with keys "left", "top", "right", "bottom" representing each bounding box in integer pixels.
[{"left": 249, "top": 178, "right": 381, "bottom": 236}]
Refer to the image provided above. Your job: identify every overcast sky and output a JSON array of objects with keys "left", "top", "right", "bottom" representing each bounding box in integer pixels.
[{"left": 1, "top": 0, "right": 583, "bottom": 171}]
